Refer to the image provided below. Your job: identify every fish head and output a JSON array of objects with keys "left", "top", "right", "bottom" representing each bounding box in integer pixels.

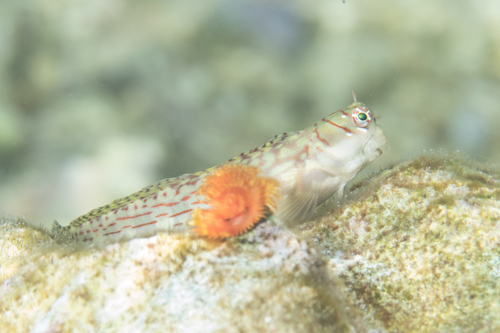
[{"left": 314, "top": 97, "right": 387, "bottom": 176}]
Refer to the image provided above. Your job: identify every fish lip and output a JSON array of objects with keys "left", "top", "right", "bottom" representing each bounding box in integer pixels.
[{"left": 372, "top": 148, "right": 383, "bottom": 159}]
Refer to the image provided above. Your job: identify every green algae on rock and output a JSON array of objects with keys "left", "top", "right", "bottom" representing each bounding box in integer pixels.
[{"left": 301, "top": 153, "right": 500, "bottom": 332}]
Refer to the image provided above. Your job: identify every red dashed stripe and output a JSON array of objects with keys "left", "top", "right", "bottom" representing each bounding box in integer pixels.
[
  {"left": 132, "top": 220, "right": 158, "bottom": 229},
  {"left": 322, "top": 118, "right": 352, "bottom": 134},
  {"left": 103, "top": 230, "right": 122, "bottom": 236},
  {"left": 170, "top": 209, "right": 193, "bottom": 218},
  {"left": 303, "top": 144, "right": 310, "bottom": 158},
  {"left": 153, "top": 202, "right": 179, "bottom": 208},
  {"left": 116, "top": 212, "right": 152, "bottom": 221},
  {"left": 314, "top": 128, "right": 330, "bottom": 146}
]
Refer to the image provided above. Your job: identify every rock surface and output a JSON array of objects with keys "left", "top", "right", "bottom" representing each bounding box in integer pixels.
[
  {"left": 302, "top": 153, "right": 500, "bottom": 332},
  {"left": 1, "top": 154, "right": 499, "bottom": 332},
  {"left": 0, "top": 220, "right": 357, "bottom": 332}
]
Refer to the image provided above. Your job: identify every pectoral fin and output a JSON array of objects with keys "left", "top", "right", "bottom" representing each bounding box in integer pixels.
[
  {"left": 335, "top": 184, "right": 345, "bottom": 199},
  {"left": 274, "top": 167, "right": 320, "bottom": 225},
  {"left": 276, "top": 184, "right": 319, "bottom": 225},
  {"left": 274, "top": 164, "right": 345, "bottom": 225}
]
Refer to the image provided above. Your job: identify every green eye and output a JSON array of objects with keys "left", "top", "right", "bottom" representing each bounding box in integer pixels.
[
  {"left": 351, "top": 107, "right": 372, "bottom": 127},
  {"left": 358, "top": 113, "right": 368, "bottom": 121}
]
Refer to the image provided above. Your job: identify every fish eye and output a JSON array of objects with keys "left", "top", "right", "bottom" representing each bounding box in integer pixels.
[{"left": 352, "top": 107, "right": 372, "bottom": 127}]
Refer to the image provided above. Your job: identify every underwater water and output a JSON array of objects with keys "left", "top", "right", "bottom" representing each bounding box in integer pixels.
[{"left": 0, "top": 0, "right": 498, "bottom": 228}]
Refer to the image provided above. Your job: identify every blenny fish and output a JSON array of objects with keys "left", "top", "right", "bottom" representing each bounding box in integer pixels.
[{"left": 52, "top": 94, "right": 386, "bottom": 243}]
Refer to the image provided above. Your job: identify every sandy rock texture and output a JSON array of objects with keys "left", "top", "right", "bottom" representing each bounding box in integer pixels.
[
  {"left": 0, "top": 220, "right": 357, "bottom": 333},
  {"left": 302, "top": 153, "right": 500, "bottom": 332},
  {"left": 1, "top": 154, "right": 499, "bottom": 332}
]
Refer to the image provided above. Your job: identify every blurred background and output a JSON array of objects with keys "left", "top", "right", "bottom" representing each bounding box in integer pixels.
[{"left": 0, "top": 0, "right": 499, "bottom": 228}]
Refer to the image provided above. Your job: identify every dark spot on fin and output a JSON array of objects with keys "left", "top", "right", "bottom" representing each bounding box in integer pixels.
[
  {"left": 52, "top": 220, "right": 63, "bottom": 234},
  {"left": 51, "top": 220, "right": 74, "bottom": 242}
]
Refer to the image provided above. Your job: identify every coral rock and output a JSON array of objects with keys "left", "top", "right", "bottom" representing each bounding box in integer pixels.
[{"left": 2, "top": 153, "right": 499, "bottom": 332}]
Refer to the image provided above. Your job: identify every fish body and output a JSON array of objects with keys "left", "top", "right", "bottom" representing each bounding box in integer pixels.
[{"left": 53, "top": 97, "right": 386, "bottom": 243}]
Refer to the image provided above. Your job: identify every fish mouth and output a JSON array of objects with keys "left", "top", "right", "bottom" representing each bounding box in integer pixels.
[{"left": 362, "top": 128, "right": 386, "bottom": 160}]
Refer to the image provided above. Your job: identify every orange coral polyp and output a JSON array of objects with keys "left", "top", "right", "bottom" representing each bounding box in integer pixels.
[{"left": 192, "top": 164, "right": 280, "bottom": 239}]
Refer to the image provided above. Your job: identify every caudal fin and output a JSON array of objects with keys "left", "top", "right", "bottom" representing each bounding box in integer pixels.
[{"left": 52, "top": 220, "right": 64, "bottom": 234}]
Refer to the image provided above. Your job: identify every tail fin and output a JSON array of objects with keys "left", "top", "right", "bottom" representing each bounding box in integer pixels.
[
  {"left": 51, "top": 220, "right": 74, "bottom": 242},
  {"left": 52, "top": 220, "right": 64, "bottom": 234}
]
